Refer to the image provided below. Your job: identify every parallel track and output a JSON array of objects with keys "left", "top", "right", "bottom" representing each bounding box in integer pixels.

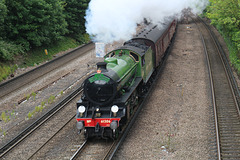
[
  {"left": 195, "top": 17, "right": 240, "bottom": 159},
  {"left": 0, "top": 42, "right": 94, "bottom": 99},
  {"left": 27, "top": 115, "right": 76, "bottom": 159},
  {"left": 0, "top": 86, "right": 83, "bottom": 159}
]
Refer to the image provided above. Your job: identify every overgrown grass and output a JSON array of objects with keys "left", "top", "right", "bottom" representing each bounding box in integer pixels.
[
  {"left": 0, "top": 63, "right": 18, "bottom": 82},
  {"left": 26, "top": 94, "right": 56, "bottom": 120},
  {"left": 27, "top": 104, "right": 44, "bottom": 119},
  {"left": 1, "top": 109, "right": 15, "bottom": 123},
  {"left": 21, "top": 37, "right": 81, "bottom": 67},
  {"left": 48, "top": 95, "right": 55, "bottom": 104}
]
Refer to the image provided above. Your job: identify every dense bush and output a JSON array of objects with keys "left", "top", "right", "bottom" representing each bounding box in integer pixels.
[{"left": 0, "top": 40, "right": 24, "bottom": 61}]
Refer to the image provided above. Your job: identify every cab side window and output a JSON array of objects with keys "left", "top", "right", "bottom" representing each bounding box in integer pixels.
[
  {"left": 109, "top": 52, "right": 115, "bottom": 57},
  {"left": 130, "top": 52, "right": 139, "bottom": 61}
]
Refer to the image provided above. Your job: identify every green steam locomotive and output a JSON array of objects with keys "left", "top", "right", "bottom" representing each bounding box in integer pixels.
[{"left": 76, "top": 20, "right": 177, "bottom": 139}]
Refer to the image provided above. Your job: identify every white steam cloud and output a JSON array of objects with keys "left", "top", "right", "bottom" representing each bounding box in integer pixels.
[{"left": 85, "top": 0, "right": 209, "bottom": 43}]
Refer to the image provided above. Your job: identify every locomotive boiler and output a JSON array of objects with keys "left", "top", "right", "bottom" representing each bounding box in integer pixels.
[{"left": 76, "top": 20, "right": 177, "bottom": 139}]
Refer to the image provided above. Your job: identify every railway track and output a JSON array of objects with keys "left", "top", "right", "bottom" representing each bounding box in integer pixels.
[
  {"left": 195, "top": 17, "right": 240, "bottom": 159},
  {"left": 69, "top": 89, "right": 151, "bottom": 160},
  {"left": 70, "top": 97, "right": 145, "bottom": 160},
  {"left": 0, "top": 85, "right": 83, "bottom": 159},
  {"left": 0, "top": 42, "right": 94, "bottom": 154},
  {"left": 70, "top": 139, "right": 114, "bottom": 160},
  {"left": 0, "top": 42, "right": 94, "bottom": 99},
  {"left": 70, "top": 26, "right": 177, "bottom": 160}
]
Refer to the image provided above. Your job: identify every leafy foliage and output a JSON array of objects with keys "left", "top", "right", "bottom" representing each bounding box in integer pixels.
[
  {"left": 0, "top": 63, "right": 17, "bottom": 81},
  {"left": 0, "top": 40, "right": 24, "bottom": 61},
  {"left": 207, "top": 0, "right": 240, "bottom": 72},
  {"left": 0, "top": 0, "right": 90, "bottom": 63},
  {"left": 64, "top": 0, "right": 90, "bottom": 41},
  {"left": 0, "top": 0, "right": 7, "bottom": 38},
  {"left": 207, "top": 0, "right": 240, "bottom": 50},
  {"left": 4, "top": 0, "right": 68, "bottom": 49}
]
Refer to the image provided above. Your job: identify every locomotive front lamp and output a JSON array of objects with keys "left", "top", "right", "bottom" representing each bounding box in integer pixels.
[
  {"left": 78, "top": 105, "right": 86, "bottom": 117},
  {"left": 111, "top": 105, "right": 119, "bottom": 117},
  {"left": 96, "top": 107, "right": 101, "bottom": 117}
]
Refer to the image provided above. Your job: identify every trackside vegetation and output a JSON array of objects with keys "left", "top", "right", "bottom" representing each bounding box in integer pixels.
[
  {"left": 206, "top": 0, "right": 240, "bottom": 73},
  {"left": 0, "top": 0, "right": 90, "bottom": 82}
]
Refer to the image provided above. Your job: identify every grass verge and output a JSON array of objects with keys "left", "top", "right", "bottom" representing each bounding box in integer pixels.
[
  {"left": 0, "top": 63, "right": 18, "bottom": 82},
  {"left": 21, "top": 37, "right": 81, "bottom": 67},
  {"left": 0, "top": 36, "right": 89, "bottom": 82}
]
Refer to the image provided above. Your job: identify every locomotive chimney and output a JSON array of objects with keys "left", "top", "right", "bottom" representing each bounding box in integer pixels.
[{"left": 97, "top": 62, "right": 107, "bottom": 70}]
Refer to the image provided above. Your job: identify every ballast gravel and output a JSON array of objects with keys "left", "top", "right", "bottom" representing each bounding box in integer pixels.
[
  {"left": 114, "top": 22, "right": 212, "bottom": 159},
  {"left": 0, "top": 20, "right": 235, "bottom": 159}
]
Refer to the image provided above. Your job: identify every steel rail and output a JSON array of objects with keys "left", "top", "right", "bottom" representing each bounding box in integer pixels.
[
  {"left": 70, "top": 139, "right": 88, "bottom": 160},
  {"left": 200, "top": 20, "right": 240, "bottom": 103},
  {"left": 27, "top": 114, "right": 76, "bottom": 160},
  {"left": 70, "top": 140, "right": 88, "bottom": 160},
  {"left": 0, "top": 86, "right": 83, "bottom": 158},
  {"left": 198, "top": 17, "right": 240, "bottom": 114},
  {"left": 197, "top": 22, "right": 221, "bottom": 160},
  {"left": 199, "top": 18, "right": 240, "bottom": 115}
]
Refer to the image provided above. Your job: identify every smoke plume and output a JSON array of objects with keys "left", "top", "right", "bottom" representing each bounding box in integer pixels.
[{"left": 85, "top": 0, "right": 209, "bottom": 43}]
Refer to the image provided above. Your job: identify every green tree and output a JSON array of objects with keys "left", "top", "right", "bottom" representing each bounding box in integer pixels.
[
  {"left": 44, "top": 0, "right": 68, "bottom": 44},
  {"left": 4, "top": 0, "right": 68, "bottom": 50},
  {"left": 64, "top": 0, "right": 90, "bottom": 41},
  {"left": 207, "top": 0, "right": 240, "bottom": 50},
  {"left": 207, "top": 0, "right": 240, "bottom": 72},
  {"left": 0, "top": 0, "right": 7, "bottom": 38}
]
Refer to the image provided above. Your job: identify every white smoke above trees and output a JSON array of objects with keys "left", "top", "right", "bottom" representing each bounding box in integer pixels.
[{"left": 85, "top": 0, "right": 209, "bottom": 43}]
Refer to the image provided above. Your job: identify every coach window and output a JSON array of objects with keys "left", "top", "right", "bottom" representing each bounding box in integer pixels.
[{"left": 141, "top": 55, "right": 145, "bottom": 66}]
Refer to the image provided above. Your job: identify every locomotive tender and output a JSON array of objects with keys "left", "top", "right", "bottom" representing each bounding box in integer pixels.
[{"left": 76, "top": 20, "right": 177, "bottom": 139}]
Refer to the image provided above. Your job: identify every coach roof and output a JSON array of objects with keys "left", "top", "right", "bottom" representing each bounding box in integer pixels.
[{"left": 132, "top": 22, "right": 171, "bottom": 43}]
